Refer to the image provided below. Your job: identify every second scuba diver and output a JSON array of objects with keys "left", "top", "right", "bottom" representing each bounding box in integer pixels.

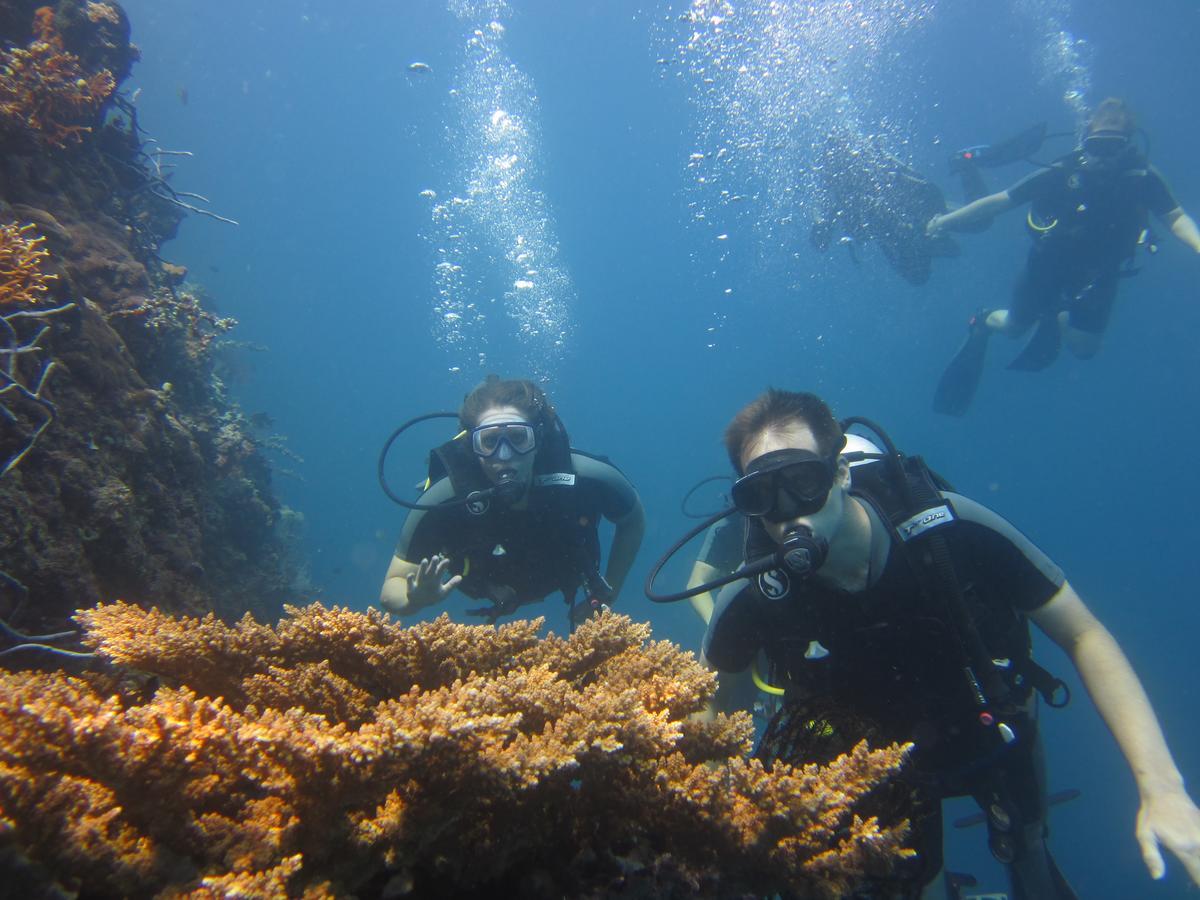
[
  {"left": 379, "top": 376, "right": 645, "bottom": 626},
  {"left": 810, "top": 123, "right": 1045, "bottom": 286},
  {"left": 929, "top": 98, "right": 1200, "bottom": 415},
  {"left": 653, "top": 388, "right": 1200, "bottom": 898}
]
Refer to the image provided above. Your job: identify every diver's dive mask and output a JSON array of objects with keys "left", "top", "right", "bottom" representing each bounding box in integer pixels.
[
  {"left": 470, "top": 421, "right": 538, "bottom": 458},
  {"left": 1082, "top": 129, "right": 1132, "bottom": 164},
  {"left": 732, "top": 449, "right": 837, "bottom": 523}
]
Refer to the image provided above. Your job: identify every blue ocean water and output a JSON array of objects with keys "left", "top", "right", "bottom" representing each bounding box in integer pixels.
[{"left": 119, "top": 1, "right": 1199, "bottom": 895}]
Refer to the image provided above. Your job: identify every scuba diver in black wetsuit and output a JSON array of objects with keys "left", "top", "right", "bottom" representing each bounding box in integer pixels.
[
  {"left": 930, "top": 98, "right": 1200, "bottom": 416},
  {"left": 646, "top": 389, "right": 1200, "bottom": 898},
  {"left": 378, "top": 376, "right": 644, "bottom": 627},
  {"left": 810, "top": 124, "right": 1046, "bottom": 286}
]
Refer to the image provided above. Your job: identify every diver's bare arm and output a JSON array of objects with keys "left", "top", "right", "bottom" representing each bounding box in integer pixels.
[
  {"left": 686, "top": 560, "right": 723, "bottom": 625},
  {"left": 929, "top": 190, "right": 1016, "bottom": 234},
  {"left": 604, "top": 500, "right": 646, "bottom": 604},
  {"left": 1032, "top": 581, "right": 1200, "bottom": 885},
  {"left": 1164, "top": 207, "right": 1200, "bottom": 253}
]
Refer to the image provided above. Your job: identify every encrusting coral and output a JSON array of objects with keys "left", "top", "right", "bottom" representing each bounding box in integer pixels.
[
  {"left": 0, "top": 603, "right": 913, "bottom": 898},
  {"left": 0, "top": 5, "right": 116, "bottom": 148}
]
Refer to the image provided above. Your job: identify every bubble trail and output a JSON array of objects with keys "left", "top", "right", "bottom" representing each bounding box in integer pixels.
[{"left": 425, "top": 0, "right": 575, "bottom": 380}]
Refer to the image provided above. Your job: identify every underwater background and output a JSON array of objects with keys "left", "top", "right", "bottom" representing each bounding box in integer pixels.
[{"left": 117, "top": 0, "right": 1198, "bottom": 895}]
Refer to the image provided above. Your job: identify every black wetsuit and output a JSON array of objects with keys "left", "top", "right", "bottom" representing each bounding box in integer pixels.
[
  {"left": 396, "top": 452, "right": 638, "bottom": 618},
  {"left": 1006, "top": 154, "right": 1179, "bottom": 335},
  {"left": 704, "top": 491, "right": 1075, "bottom": 898}
]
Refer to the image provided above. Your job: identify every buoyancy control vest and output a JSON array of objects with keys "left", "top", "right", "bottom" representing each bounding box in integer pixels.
[
  {"left": 1027, "top": 149, "right": 1156, "bottom": 263},
  {"left": 740, "top": 445, "right": 1066, "bottom": 753},
  {"left": 425, "top": 415, "right": 604, "bottom": 619}
]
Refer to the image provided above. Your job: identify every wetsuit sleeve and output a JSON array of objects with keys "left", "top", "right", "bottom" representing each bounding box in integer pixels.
[
  {"left": 1145, "top": 166, "right": 1182, "bottom": 217},
  {"left": 393, "top": 478, "right": 456, "bottom": 562},
  {"left": 571, "top": 453, "right": 639, "bottom": 522},
  {"left": 1006, "top": 166, "right": 1059, "bottom": 206},
  {"left": 943, "top": 491, "right": 1065, "bottom": 612},
  {"left": 702, "top": 580, "right": 760, "bottom": 672},
  {"left": 697, "top": 516, "right": 745, "bottom": 573}
]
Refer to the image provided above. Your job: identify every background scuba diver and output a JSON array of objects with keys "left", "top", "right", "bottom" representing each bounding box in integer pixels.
[
  {"left": 809, "top": 124, "right": 1044, "bottom": 286},
  {"left": 379, "top": 376, "right": 645, "bottom": 625},
  {"left": 699, "top": 389, "right": 1200, "bottom": 898},
  {"left": 929, "top": 98, "right": 1200, "bottom": 416}
]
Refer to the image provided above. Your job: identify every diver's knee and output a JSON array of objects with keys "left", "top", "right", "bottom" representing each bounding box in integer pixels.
[
  {"left": 988, "top": 309, "right": 1030, "bottom": 338},
  {"left": 1064, "top": 327, "right": 1101, "bottom": 359}
]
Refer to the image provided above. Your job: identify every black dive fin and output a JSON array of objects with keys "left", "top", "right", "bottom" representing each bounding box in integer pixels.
[
  {"left": 1007, "top": 315, "right": 1061, "bottom": 371},
  {"left": 953, "top": 788, "right": 1081, "bottom": 829},
  {"left": 958, "top": 162, "right": 989, "bottom": 204},
  {"left": 944, "top": 871, "right": 980, "bottom": 900},
  {"left": 933, "top": 320, "right": 991, "bottom": 416},
  {"left": 974, "top": 122, "right": 1048, "bottom": 169}
]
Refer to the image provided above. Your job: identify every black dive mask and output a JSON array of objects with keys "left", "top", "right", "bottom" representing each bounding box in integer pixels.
[
  {"left": 732, "top": 449, "right": 837, "bottom": 523},
  {"left": 1081, "top": 130, "right": 1133, "bottom": 171}
]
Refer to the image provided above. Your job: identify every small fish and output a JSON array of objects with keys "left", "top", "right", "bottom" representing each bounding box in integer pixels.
[
  {"left": 177, "top": 86, "right": 189, "bottom": 105},
  {"left": 407, "top": 62, "right": 432, "bottom": 74}
]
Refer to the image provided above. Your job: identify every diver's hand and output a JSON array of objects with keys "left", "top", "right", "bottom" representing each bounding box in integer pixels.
[
  {"left": 406, "top": 555, "right": 462, "bottom": 608},
  {"left": 569, "top": 597, "right": 611, "bottom": 627},
  {"left": 1136, "top": 787, "right": 1200, "bottom": 886},
  {"left": 926, "top": 213, "right": 945, "bottom": 237}
]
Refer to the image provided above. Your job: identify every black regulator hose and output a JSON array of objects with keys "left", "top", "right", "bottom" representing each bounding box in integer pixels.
[
  {"left": 644, "top": 508, "right": 782, "bottom": 603},
  {"left": 377, "top": 411, "right": 512, "bottom": 512},
  {"left": 680, "top": 475, "right": 734, "bottom": 519}
]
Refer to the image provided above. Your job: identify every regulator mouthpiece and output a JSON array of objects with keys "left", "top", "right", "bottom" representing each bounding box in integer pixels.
[{"left": 780, "top": 525, "right": 828, "bottom": 579}]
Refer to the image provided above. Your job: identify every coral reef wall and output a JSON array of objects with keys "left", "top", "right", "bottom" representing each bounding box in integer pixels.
[{"left": 0, "top": 1, "right": 299, "bottom": 631}]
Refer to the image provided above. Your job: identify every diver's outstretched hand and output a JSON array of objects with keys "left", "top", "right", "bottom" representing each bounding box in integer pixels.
[
  {"left": 406, "top": 554, "right": 462, "bottom": 607},
  {"left": 1136, "top": 787, "right": 1200, "bottom": 886},
  {"left": 926, "top": 213, "right": 945, "bottom": 237}
]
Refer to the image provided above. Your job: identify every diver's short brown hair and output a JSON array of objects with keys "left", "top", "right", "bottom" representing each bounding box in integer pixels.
[
  {"left": 724, "top": 389, "right": 845, "bottom": 474},
  {"left": 459, "top": 376, "right": 554, "bottom": 430},
  {"left": 1089, "top": 97, "right": 1136, "bottom": 135}
]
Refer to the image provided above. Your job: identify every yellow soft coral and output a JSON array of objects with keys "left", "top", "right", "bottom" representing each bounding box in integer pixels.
[{"left": 0, "top": 603, "right": 913, "bottom": 897}]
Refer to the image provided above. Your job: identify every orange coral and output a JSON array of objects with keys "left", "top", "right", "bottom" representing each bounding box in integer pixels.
[
  {"left": 0, "top": 8, "right": 117, "bottom": 148},
  {"left": 0, "top": 604, "right": 913, "bottom": 897},
  {"left": 0, "top": 222, "right": 57, "bottom": 307}
]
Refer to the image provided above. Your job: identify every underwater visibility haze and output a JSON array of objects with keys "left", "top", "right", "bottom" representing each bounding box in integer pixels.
[{"left": 2, "top": 0, "right": 1199, "bottom": 895}]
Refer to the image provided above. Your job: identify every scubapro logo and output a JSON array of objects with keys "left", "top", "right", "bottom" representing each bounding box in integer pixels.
[
  {"left": 757, "top": 568, "right": 791, "bottom": 600},
  {"left": 904, "top": 510, "right": 945, "bottom": 536}
]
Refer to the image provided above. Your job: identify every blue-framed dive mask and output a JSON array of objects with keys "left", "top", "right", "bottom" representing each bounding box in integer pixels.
[
  {"left": 732, "top": 449, "right": 837, "bottom": 523},
  {"left": 470, "top": 421, "right": 538, "bottom": 458}
]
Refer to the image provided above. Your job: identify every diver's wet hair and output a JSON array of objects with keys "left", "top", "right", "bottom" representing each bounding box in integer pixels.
[
  {"left": 459, "top": 375, "right": 554, "bottom": 430},
  {"left": 724, "top": 389, "right": 844, "bottom": 474},
  {"left": 1088, "top": 97, "right": 1136, "bottom": 136}
]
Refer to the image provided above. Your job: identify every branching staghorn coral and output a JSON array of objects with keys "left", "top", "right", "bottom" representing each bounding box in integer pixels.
[
  {"left": 0, "top": 6, "right": 117, "bottom": 148},
  {"left": 0, "top": 604, "right": 913, "bottom": 898}
]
